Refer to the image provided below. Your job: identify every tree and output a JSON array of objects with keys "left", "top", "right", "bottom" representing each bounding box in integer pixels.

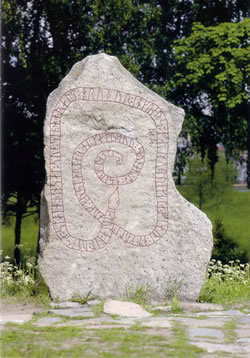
[
  {"left": 212, "top": 218, "right": 248, "bottom": 263},
  {"left": 2, "top": 0, "right": 47, "bottom": 264},
  {"left": 151, "top": 0, "right": 248, "bottom": 87},
  {"left": 165, "top": 20, "right": 249, "bottom": 180},
  {"left": 192, "top": 0, "right": 248, "bottom": 25},
  {"left": 173, "top": 131, "right": 193, "bottom": 185},
  {"left": 183, "top": 155, "right": 236, "bottom": 210}
]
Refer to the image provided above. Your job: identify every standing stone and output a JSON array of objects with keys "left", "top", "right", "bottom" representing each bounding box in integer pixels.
[{"left": 39, "top": 53, "right": 213, "bottom": 302}]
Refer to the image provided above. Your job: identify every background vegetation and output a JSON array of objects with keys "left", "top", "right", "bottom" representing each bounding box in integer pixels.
[
  {"left": 1, "top": 0, "right": 250, "bottom": 264},
  {"left": 178, "top": 155, "right": 250, "bottom": 262}
]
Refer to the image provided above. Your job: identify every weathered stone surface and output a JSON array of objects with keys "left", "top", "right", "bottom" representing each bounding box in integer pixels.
[
  {"left": 192, "top": 341, "right": 250, "bottom": 355},
  {"left": 36, "top": 317, "right": 62, "bottom": 327},
  {"left": 48, "top": 307, "right": 95, "bottom": 318},
  {"left": 235, "top": 328, "right": 250, "bottom": 338},
  {"left": 38, "top": 53, "right": 213, "bottom": 302},
  {"left": 196, "top": 309, "right": 244, "bottom": 317},
  {"left": 180, "top": 302, "right": 224, "bottom": 312},
  {"left": 54, "top": 316, "right": 118, "bottom": 327},
  {"left": 169, "top": 317, "right": 230, "bottom": 328},
  {"left": 0, "top": 303, "right": 43, "bottom": 325},
  {"left": 142, "top": 317, "right": 172, "bottom": 328},
  {"left": 103, "top": 300, "right": 152, "bottom": 318},
  {"left": 50, "top": 301, "right": 81, "bottom": 308},
  {"left": 188, "top": 327, "right": 224, "bottom": 340},
  {"left": 238, "top": 315, "right": 250, "bottom": 324},
  {"left": 152, "top": 302, "right": 224, "bottom": 313}
]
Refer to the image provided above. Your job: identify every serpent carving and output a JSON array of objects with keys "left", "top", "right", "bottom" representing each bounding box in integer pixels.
[{"left": 49, "top": 87, "right": 169, "bottom": 252}]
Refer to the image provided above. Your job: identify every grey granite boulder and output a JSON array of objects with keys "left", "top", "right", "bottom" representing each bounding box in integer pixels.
[{"left": 38, "top": 53, "right": 213, "bottom": 302}]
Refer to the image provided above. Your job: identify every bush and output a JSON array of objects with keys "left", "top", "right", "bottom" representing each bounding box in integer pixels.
[
  {"left": 0, "top": 252, "right": 49, "bottom": 302},
  {"left": 212, "top": 218, "right": 248, "bottom": 263},
  {"left": 199, "top": 259, "right": 250, "bottom": 305}
]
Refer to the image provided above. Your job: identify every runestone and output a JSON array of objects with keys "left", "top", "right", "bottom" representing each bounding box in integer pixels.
[{"left": 39, "top": 54, "right": 213, "bottom": 302}]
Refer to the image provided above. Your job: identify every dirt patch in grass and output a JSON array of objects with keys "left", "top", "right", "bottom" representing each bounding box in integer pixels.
[{"left": 0, "top": 298, "right": 44, "bottom": 325}]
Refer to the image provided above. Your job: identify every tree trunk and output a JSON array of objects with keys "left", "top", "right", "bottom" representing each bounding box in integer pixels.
[
  {"left": 199, "top": 188, "right": 203, "bottom": 210},
  {"left": 178, "top": 172, "right": 181, "bottom": 185},
  {"left": 35, "top": 203, "right": 41, "bottom": 264},
  {"left": 14, "top": 191, "right": 26, "bottom": 266},
  {"left": 247, "top": 102, "right": 250, "bottom": 189},
  {"left": 247, "top": 7, "right": 250, "bottom": 189},
  {"left": 14, "top": 196, "right": 22, "bottom": 266}
]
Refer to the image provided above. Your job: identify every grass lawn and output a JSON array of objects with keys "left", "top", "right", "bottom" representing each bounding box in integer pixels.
[
  {"left": 204, "top": 190, "right": 250, "bottom": 256},
  {"left": 1, "top": 214, "right": 39, "bottom": 261},
  {"left": 177, "top": 187, "right": 250, "bottom": 260}
]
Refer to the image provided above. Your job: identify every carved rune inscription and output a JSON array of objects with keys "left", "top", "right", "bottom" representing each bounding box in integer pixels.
[{"left": 50, "top": 87, "right": 169, "bottom": 252}]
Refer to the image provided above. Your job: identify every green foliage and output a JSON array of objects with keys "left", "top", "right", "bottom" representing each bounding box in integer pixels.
[
  {"left": 71, "top": 291, "right": 98, "bottom": 305},
  {"left": 125, "top": 285, "right": 150, "bottom": 306},
  {"left": 167, "top": 19, "right": 249, "bottom": 169},
  {"left": 165, "top": 279, "right": 183, "bottom": 301},
  {"left": 0, "top": 254, "right": 50, "bottom": 303},
  {"left": 90, "top": 0, "right": 158, "bottom": 79},
  {"left": 165, "top": 279, "right": 183, "bottom": 313},
  {"left": 212, "top": 217, "right": 248, "bottom": 263},
  {"left": 1, "top": 213, "right": 39, "bottom": 261},
  {"left": 199, "top": 259, "right": 250, "bottom": 305},
  {"left": 170, "top": 296, "right": 183, "bottom": 314},
  {"left": 171, "top": 20, "right": 249, "bottom": 109}
]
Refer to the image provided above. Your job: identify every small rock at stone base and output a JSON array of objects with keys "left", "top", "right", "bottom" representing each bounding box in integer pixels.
[{"left": 103, "top": 300, "right": 152, "bottom": 318}]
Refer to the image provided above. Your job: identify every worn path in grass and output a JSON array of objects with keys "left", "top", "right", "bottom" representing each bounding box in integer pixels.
[{"left": 1, "top": 300, "right": 250, "bottom": 357}]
